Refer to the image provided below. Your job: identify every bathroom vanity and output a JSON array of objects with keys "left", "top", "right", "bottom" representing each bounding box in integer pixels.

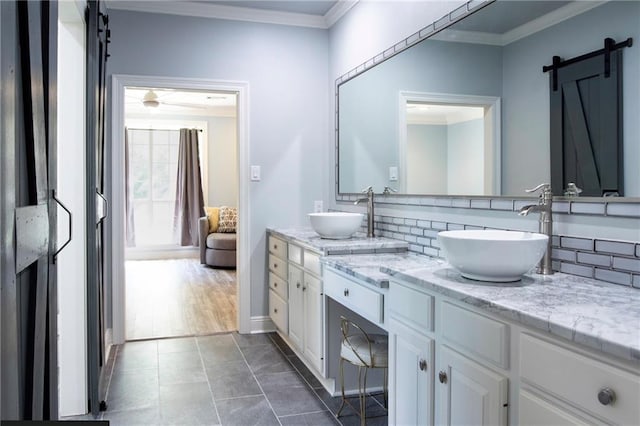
[{"left": 266, "top": 228, "right": 639, "bottom": 425}]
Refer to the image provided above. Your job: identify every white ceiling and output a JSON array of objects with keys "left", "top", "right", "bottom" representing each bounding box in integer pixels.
[
  {"left": 106, "top": 0, "right": 356, "bottom": 28},
  {"left": 125, "top": 87, "right": 237, "bottom": 117}
]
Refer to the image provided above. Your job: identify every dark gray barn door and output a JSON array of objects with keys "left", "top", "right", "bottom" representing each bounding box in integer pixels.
[
  {"left": 0, "top": 0, "right": 59, "bottom": 420},
  {"left": 86, "top": 0, "right": 111, "bottom": 417},
  {"left": 550, "top": 53, "right": 623, "bottom": 197}
]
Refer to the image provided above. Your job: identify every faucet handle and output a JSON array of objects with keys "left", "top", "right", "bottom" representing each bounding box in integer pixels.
[
  {"left": 361, "top": 185, "right": 373, "bottom": 195},
  {"left": 383, "top": 186, "right": 397, "bottom": 195},
  {"left": 525, "top": 183, "right": 552, "bottom": 194}
]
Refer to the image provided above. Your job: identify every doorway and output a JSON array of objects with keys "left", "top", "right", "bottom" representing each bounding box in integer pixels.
[
  {"left": 111, "top": 75, "right": 251, "bottom": 345},
  {"left": 123, "top": 87, "right": 238, "bottom": 340}
]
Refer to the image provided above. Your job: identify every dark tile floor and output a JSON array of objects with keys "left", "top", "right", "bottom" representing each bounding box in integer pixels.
[{"left": 83, "top": 332, "right": 387, "bottom": 425}]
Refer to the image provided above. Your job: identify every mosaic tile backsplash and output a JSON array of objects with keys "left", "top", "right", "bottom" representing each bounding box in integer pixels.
[{"left": 351, "top": 213, "right": 640, "bottom": 289}]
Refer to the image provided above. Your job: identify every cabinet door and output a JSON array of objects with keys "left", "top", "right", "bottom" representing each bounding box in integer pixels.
[
  {"left": 303, "top": 273, "right": 324, "bottom": 374},
  {"left": 437, "top": 346, "right": 508, "bottom": 426},
  {"left": 288, "top": 265, "right": 304, "bottom": 350},
  {"left": 389, "top": 318, "right": 433, "bottom": 426}
]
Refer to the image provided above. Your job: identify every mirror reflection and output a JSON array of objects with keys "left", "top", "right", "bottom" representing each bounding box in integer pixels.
[{"left": 337, "top": 1, "right": 639, "bottom": 197}]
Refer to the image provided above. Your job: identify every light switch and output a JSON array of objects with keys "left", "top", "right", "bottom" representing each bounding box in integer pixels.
[
  {"left": 251, "top": 165, "right": 261, "bottom": 181},
  {"left": 389, "top": 166, "right": 398, "bottom": 181}
]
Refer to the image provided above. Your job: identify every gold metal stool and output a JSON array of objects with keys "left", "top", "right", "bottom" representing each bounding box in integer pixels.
[{"left": 336, "top": 316, "right": 388, "bottom": 426}]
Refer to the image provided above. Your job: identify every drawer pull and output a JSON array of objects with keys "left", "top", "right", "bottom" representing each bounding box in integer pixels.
[
  {"left": 273, "top": 263, "right": 278, "bottom": 268},
  {"left": 303, "top": 285, "right": 307, "bottom": 292},
  {"left": 274, "top": 308, "right": 278, "bottom": 314},
  {"left": 597, "top": 387, "right": 616, "bottom": 406},
  {"left": 274, "top": 244, "right": 278, "bottom": 249},
  {"left": 344, "top": 289, "right": 349, "bottom": 297},
  {"left": 297, "top": 282, "right": 301, "bottom": 289},
  {"left": 438, "top": 371, "right": 448, "bottom": 384},
  {"left": 419, "top": 359, "right": 427, "bottom": 371},
  {"left": 274, "top": 282, "right": 278, "bottom": 287}
]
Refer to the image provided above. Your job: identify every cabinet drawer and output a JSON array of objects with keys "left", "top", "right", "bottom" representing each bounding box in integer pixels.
[
  {"left": 519, "top": 390, "right": 591, "bottom": 425},
  {"left": 268, "top": 235, "right": 287, "bottom": 259},
  {"left": 441, "top": 302, "right": 509, "bottom": 369},
  {"left": 269, "top": 254, "right": 287, "bottom": 280},
  {"left": 520, "top": 333, "right": 640, "bottom": 425},
  {"left": 269, "top": 272, "right": 287, "bottom": 300},
  {"left": 288, "top": 244, "right": 302, "bottom": 265},
  {"left": 269, "top": 289, "right": 288, "bottom": 332},
  {"left": 324, "top": 269, "right": 383, "bottom": 325},
  {"left": 304, "top": 250, "right": 321, "bottom": 276},
  {"left": 389, "top": 282, "right": 434, "bottom": 332}
]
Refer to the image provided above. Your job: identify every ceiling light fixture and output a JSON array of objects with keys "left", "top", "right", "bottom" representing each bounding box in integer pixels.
[{"left": 142, "top": 90, "right": 160, "bottom": 108}]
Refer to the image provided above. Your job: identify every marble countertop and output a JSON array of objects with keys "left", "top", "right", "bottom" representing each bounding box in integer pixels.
[
  {"left": 271, "top": 227, "right": 640, "bottom": 363},
  {"left": 268, "top": 227, "right": 408, "bottom": 255},
  {"left": 383, "top": 263, "right": 640, "bottom": 364},
  {"left": 325, "top": 253, "right": 640, "bottom": 363}
]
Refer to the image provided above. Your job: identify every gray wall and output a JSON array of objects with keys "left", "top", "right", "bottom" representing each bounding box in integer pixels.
[
  {"left": 407, "top": 124, "right": 447, "bottom": 194},
  {"left": 107, "top": 10, "right": 329, "bottom": 321},
  {"left": 447, "top": 118, "right": 484, "bottom": 195}
]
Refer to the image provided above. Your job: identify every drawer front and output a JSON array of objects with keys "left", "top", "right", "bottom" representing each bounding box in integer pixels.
[
  {"left": 324, "top": 269, "right": 383, "bottom": 325},
  {"left": 268, "top": 235, "right": 287, "bottom": 259},
  {"left": 441, "top": 301, "right": 509, "bottom": 369},
  {"left": 520, "top": 333, "right": 640, "bottom": 425},
  {"left": 269, "top": 271, "right": 287, "bottom": 300},
  {"left": 288, "top": 243, "right": 302, "bottom": 265},
  {"left": 519, "top": 390, "right": 591, "bottom": 425},
  {"left": 304, "top": 250, "right": 321, "bottom": 276},
  {"left": 269, "top": 289, "right": 288, "bottom": 332},
  {"left": 269, "top": 254, "right": 287, "bottom": 280},
  {"left": 389, "top": 281, "right": 434, "bottom": 332}
]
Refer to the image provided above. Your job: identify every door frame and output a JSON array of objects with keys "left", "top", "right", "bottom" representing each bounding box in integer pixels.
[{"left": 111, "top": 74, "right": 251, "bottom": 344}]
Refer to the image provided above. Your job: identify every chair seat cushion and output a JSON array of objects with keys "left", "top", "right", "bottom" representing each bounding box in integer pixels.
[
  {"left": 206, "top": 233, "right": 237, "bottom": 250},
  {"left": 341, "top": 333, "right": 388, "bottom": 368}
]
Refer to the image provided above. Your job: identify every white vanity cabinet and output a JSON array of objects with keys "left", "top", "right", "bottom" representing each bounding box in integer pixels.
[
  {"left": 388, "top": 277, "right": 640, "bottom": 426},
  {"left": 285, "top": 241, "right": 325, "bottom": 375},
  {"left": 267, "top": 235, "right": 288, "bottom": 332},
  {"left": 388, "top": 280, "right": 508, "bottom": 426}
]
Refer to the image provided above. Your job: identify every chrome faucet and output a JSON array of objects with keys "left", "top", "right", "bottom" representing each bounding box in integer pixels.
[
  {"left": 354, "top": 186, "right": 375, "bottom": 238},
  {"left": 518, "top": 183, "right": 553, "bottom": 275}
]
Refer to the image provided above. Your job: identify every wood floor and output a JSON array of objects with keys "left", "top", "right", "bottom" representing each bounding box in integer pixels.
[{"left": 125, "top": 258, "right": 237, "bottom": 341}]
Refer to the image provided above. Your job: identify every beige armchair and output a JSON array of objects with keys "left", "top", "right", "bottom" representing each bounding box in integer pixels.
[{"left": 198, "top": 217, "right": 236, "bottom": 268}]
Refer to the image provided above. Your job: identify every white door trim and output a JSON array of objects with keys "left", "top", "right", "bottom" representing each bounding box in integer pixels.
[{"left": 111, "top": 74, "right": 251, "bottom": 344}]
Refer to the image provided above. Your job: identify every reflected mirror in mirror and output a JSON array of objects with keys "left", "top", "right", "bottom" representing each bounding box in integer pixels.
[
  {"left": 402, "top": 95, "right": 500, "bottom": 196},
  {"left": 337, "top": 0, "right": 639, "bottom": 198}
]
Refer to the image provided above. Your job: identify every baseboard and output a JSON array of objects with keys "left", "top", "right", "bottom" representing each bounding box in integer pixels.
[
  {"left": 104, "top": 328, "right": 114, "bottom": 361},
  {"left": 250, "top": 315, "right": 276, "bottom": 333}
]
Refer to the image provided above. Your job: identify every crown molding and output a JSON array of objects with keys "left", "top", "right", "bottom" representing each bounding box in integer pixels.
[
  {"left": 325, "top": 0, "right": 358, "bottom": 28},
  {"left": 429, "top": 0, "right": 607, "bottom": 47},
  {"left": 105, "top": 0, "right": 359, "bottom": 29}
]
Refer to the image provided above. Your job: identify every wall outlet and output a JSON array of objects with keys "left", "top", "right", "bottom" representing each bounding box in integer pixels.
[{"left": 314, "top": 200, "right": 323, "bottom": 213}]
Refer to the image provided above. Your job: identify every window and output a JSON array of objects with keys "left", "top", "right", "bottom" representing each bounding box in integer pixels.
[{"left": 129, "top": 129, "right": 180, "bottom": 246}]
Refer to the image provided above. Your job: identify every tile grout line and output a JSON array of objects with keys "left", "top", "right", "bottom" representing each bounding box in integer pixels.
[
  {"left": 195, "top": 336, "right": 223, "bottom": 426},
  {"left": 230, "top": 333, "right": 284, "bottom": 426}
]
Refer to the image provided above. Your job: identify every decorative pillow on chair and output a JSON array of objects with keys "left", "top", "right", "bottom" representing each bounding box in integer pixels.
[
  {"left": 204, "top": 206, "right": 220, "bottom": 232},
  {"left": 218, "top": 206, "right": 238, "bottom": 233}
]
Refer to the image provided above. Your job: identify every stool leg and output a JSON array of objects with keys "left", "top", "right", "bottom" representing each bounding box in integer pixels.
[
  {"left": 359, "top": 366, "right": 369, "bottom": 426},
  {"left": 337, "top": 358, "right": 347, "bottom": 417},
  {"left": 383, "top": 367, "right": 388, "bottom": 409}
]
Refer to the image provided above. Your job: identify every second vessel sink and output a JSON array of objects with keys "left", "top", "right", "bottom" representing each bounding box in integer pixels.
[
  {"left": 438, "top": 230, "right": 548, "bottom": 282},
  {"left": 308, "top": 212, "right": 364, "bottom": 239}
]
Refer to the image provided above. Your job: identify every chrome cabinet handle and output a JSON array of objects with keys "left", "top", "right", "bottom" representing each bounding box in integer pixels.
[
  {"left": 302, "top": 284, "right": 307, "bottom": 292},
  {"left": 274, "top": 244, "right": 278, "bottom": 249},
  {"left": 274, "top": 308, "right": 278, "bottom": 314},
  {"left": 343, "top": 289, "right": 349, "bottom": 297},
  {"left": 419, "top": 359, "right": 427, "bottom": 371},
  {"left": 274, "top": 282, "right": 277, "bottom": 287},
  {"left": 598, "top": 388, "right": 616, "bottom": 405},
  {"left": 273, "top": 263, "right": 278, "bottom": 268},
  {"left": 296, "top": 282, "right": 301, "bottom": 289},
  {"left": 438, "top": 371, "right": 447, "bottom": 384}
]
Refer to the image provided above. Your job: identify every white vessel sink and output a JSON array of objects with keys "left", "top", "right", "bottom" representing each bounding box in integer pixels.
[
  {"left": 437, "top": 230, "right": 548, "bottom": 282},
  {"left": 308, "top": 212, "right": 364, "bottom": 239}
]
